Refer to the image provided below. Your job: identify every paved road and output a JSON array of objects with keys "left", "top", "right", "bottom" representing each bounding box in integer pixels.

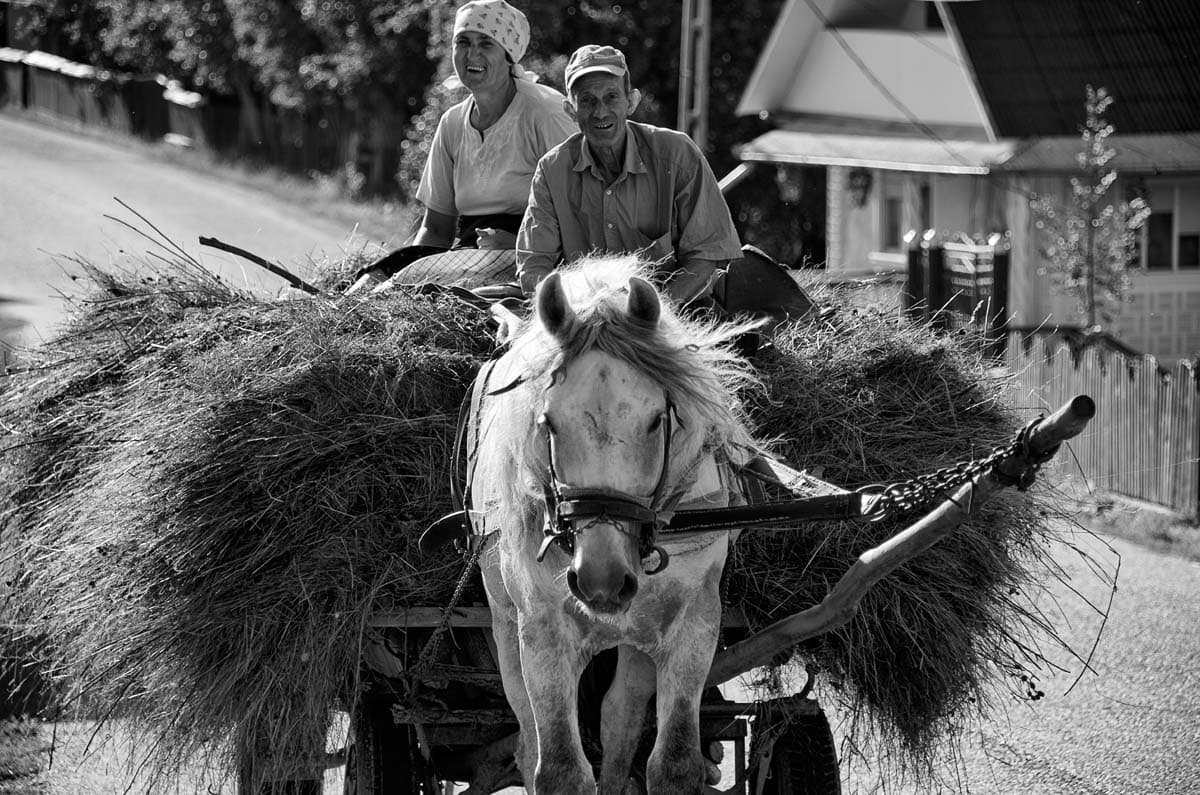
[
  {"left": 833, "top": 530, "right": 1200, "bottom": 794},
  {"left": 0, "top": 112, "right": 355, "bottom": 352}
]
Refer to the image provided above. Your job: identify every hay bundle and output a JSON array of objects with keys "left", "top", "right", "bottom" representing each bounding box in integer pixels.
[
  {"left": 728, "top": 299, "right": 1070, "bottom": 775},
  {"left": 1, "top": 259, "right": 494, "bottom": 782},
  {"left": 0, "top": 258, "right": 1083, "bottom": 785}
]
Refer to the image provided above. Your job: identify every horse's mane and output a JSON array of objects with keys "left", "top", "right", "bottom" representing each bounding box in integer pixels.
[{"left": 479, "top": 254, "right": 763, "bottom": 517}]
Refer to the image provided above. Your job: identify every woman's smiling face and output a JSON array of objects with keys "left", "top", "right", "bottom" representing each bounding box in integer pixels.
[{"left": 453, "top": 30, "right": 510, "bottom": 92}]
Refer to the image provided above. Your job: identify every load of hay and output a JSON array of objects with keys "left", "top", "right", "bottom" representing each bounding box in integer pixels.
[
  {"left": 728, "top": 300, "right": 1080, "bottom": 778},
  {"left": 0, "top": 252, "right": 1089, "bottom": 787}
]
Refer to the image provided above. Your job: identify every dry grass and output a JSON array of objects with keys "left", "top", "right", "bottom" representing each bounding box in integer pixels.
[
  {"left": 728, "top": 293, "right": 1103, "bottom": 780},
  {"left": 0, "top": 257, "right": 1109, "bottom": 789},
  {"left": 1, "top": 256, "right": 494, "bottom": 786}
]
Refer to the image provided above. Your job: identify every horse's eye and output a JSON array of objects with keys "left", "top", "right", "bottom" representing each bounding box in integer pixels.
[{"left": 648, "top": 413, "right": 664, "bottom": 433}]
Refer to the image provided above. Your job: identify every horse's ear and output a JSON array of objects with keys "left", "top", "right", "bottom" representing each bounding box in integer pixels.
[
  {"left": 490, "top": 302, "right": 522, "bottom": 346},
  {"left": 536, "top": 272, "right": 575, "bottom": 337},
  {"left": 627, "top": 277, "right": 661, "bottom": 326}
]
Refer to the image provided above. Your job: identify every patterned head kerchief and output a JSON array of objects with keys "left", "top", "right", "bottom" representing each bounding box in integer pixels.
[{"left": 453, "top": 0, "right": 530, "bottom": 64}]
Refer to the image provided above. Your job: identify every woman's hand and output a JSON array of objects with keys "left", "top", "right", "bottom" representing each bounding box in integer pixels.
[{"left": 476, "top": 228, "right": 517, "bottom": 250}]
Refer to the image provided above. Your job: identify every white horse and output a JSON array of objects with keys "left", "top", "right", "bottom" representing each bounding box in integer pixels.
[{"left": 469, "top": 255, "right": 761, "bottom": 793}]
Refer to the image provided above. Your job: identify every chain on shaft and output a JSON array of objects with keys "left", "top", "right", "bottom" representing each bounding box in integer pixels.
[{"left": 860, "top": 418, "right": 1046, "bottom": 521}]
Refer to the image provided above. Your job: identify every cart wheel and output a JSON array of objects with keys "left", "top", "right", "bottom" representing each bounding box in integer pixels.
[
  {"left": 757, "top": 707, "right": 841, "bottom": 795},
  {"left": 343, "top": 698, "right": 434, "bottom": 795}
]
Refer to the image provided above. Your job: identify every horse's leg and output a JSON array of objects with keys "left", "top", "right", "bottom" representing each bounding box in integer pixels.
[
  {"left": 481, "top": 555, "right": 539, "bottom": 786},
  {"left": 646, "top": 581, "right": 724, "bottom": 793},
  {"left": 598, "top": 645, "right": 656, "bottom": 794},
  {"left": 519, "top": 616, "right": 594, "bottom": 794},
  {"left": 488, "top": 601, "right": 538, "bottom": 785}
]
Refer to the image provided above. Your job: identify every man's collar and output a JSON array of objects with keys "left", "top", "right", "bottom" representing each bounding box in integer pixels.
[{"left": 573, "top": 124, "right": 648, "bottom": 179}]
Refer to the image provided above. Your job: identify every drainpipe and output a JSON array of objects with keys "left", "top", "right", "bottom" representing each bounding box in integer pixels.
[{"left": 677, "top": 0, "right": 711, "bottom": 150}]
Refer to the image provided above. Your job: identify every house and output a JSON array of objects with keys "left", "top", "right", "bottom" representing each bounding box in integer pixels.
[{"left": 730, "top": 0, "right": 1200, "bottom": 363}]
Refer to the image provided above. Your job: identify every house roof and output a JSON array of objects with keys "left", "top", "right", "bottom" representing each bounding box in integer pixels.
[
  {"left": 737, "top": 129, "right": 1016, "bottom": 174},
  {"left": 734, "top": 0, "right": 1200, "bottom": 174},
  {"left": 737, "top": 129, "right": 1200, "bottom": 175},
  {"left": 996, "top": 133, "right": 1200, "bottom": 174},
  {"left": 736, "top": 1, "right": 993, "bottom": 135},
  {"left": 946, "top": 0, "right": 1200, "bottom": 137}
]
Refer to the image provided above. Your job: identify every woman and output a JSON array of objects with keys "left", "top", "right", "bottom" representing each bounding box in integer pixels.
[{"left": 354, "top": 0, "right": 575, "bottom": 289}]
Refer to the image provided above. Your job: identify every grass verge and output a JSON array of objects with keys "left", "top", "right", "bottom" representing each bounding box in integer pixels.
[
  {"left": 2, "top": 106, "right": 419, "bottom": 249},
  {"left": 1067, "top": 490, "right": 1200, "bottom": 562},
  {"left": 0, "top": 721, "right": 44, "bottom": 794}
]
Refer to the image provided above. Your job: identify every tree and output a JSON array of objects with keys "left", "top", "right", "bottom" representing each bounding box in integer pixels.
[{"left": 1029, "top": 86, "right": 1151, "bottom": 329}]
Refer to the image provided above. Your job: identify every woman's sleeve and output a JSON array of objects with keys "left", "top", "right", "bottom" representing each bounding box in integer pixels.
[
  {"left": 531, "top": 96, "right": 578, "bottom": 158},
  {"left": 415, "top": 112, "right": 459, "bottom": 217}
]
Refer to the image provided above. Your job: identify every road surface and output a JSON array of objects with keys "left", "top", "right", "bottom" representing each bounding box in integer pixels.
[{"left": 0, "top": 112, "right": 356, "bottom": 352}]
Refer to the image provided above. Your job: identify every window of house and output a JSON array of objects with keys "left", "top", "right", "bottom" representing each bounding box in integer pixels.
[
  {"left": 1139, "top": 178, "right": 1200, "bottom": 271},
  {"left": 884, "top": 196, "right": 904, "bottom": 251},
  {"left": 1180, "top": 235, "right": 1200, "bottom": 269},
  {"left": 879, "top": 171, "right": 929, "bottom": 252},
  {"left": 1146, "top": 212, "right": 1173, "bottom": 270}
]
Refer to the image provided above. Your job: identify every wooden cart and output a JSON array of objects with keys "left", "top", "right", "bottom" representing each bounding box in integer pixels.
[{"left": 339, "top": 395, "right": 1095, "bottom": 795}]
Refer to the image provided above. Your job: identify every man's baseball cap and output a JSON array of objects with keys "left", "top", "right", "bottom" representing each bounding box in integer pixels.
[{"left": 564, "top": 45, "right": 628, "bottom": 92}]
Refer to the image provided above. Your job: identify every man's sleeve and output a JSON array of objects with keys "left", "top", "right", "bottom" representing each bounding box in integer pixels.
[
  {"left": 673, "top": 141, "right": 743, "bottom": 264},
  {"left": 414, "top": 114, "right": 457, "bottom": 217},
  {"left": 516, "top": 158, "right": 564, "bottom": 293}
]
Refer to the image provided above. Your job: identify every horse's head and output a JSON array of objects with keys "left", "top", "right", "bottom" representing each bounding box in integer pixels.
[{"left": 536, "top": 272, "right": 669, "bottom": 614}]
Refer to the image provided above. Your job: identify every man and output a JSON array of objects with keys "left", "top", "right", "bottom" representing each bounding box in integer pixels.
[{"left": 516, "top": 44, "right": 743, "bottom": 305}]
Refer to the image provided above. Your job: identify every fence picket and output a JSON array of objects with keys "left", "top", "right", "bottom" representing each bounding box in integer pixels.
[{"left": 1006, "top": 331, "right": 1200, "bottom": 518}]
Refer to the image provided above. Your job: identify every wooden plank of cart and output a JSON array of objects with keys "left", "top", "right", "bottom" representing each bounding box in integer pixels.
[{"left": 339, "top": 395, "right": 1095, "bottom": 795}]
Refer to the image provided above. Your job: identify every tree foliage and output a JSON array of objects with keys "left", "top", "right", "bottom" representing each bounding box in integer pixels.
[
  {"left": 1029, "top": 87, "right": 1151, "bottom": 329},
  {"left": 24, "top": 0, "right": 784, "bottom": 205}
]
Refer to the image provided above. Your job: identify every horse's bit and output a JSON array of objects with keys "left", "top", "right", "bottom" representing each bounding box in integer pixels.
[{"left": 535, "top": 392, "right": 678, "bottom": 575}]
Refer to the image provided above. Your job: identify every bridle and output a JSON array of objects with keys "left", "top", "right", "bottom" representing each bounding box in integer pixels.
[{"left": 534, "top": 391, "right": 679, "bottom": 575}]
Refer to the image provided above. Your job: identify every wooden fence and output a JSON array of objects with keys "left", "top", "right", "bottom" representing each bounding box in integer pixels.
[
  {"left": 3, "top": 48, "right": 402, "bottom": 194},
  {"left": 1006, "top": 331, "right": 1200, "bottom": 518}
]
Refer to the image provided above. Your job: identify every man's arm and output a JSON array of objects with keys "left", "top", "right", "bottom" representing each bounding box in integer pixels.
[
  {"left": 516, "top": 160, "right": 564, "bottom": 296},
  {"left": 671, "top": 137, "right": 744, "bottom": 274},
  {"left": 662, "top": 258, "right": 721, "bottom": 306}
]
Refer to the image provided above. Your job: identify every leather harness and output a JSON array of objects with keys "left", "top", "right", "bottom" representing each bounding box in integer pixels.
[{"left": 418, "top": 361, "right": 873, "bottom": 563}]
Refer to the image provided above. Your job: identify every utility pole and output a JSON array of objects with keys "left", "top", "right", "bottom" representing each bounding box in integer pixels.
[{"left": 676, "top": 0, "right": 711, "bottom": 150}]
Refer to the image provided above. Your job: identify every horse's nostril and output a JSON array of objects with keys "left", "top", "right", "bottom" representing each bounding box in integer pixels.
[
  {"left": 618, "top": 573, "right": 638, "bottom": 604},
  {"left": 567, "top": 565, "right": 637, "bottom": 613}
]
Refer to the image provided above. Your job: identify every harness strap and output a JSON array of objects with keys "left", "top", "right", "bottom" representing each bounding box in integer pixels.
[
  {"left": 419, "top": 359, "right": 517, "bottom": 555},
  {"left": 662, "top": 492, "right": 867, "bottom": 533}
]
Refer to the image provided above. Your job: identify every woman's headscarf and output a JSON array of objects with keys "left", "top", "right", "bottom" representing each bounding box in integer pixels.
[{"left": 449, "top": 0, "right": 538, "bottom": 85}]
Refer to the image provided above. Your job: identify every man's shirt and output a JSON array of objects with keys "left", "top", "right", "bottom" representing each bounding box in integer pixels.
[{"left": 516, "top": 121, "right": 742, "bottom": 287}]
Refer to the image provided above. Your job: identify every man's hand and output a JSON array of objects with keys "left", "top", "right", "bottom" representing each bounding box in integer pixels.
[
  {"left": 477, "top": 228, "right": 517, "bottom": 250},
  {"left": 663, "top": 259, "right": 721, "bottom": 306}
]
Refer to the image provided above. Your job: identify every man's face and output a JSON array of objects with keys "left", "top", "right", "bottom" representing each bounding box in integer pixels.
[{"left": 568, "top": 73, "right": 635, "bottom": 150}]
